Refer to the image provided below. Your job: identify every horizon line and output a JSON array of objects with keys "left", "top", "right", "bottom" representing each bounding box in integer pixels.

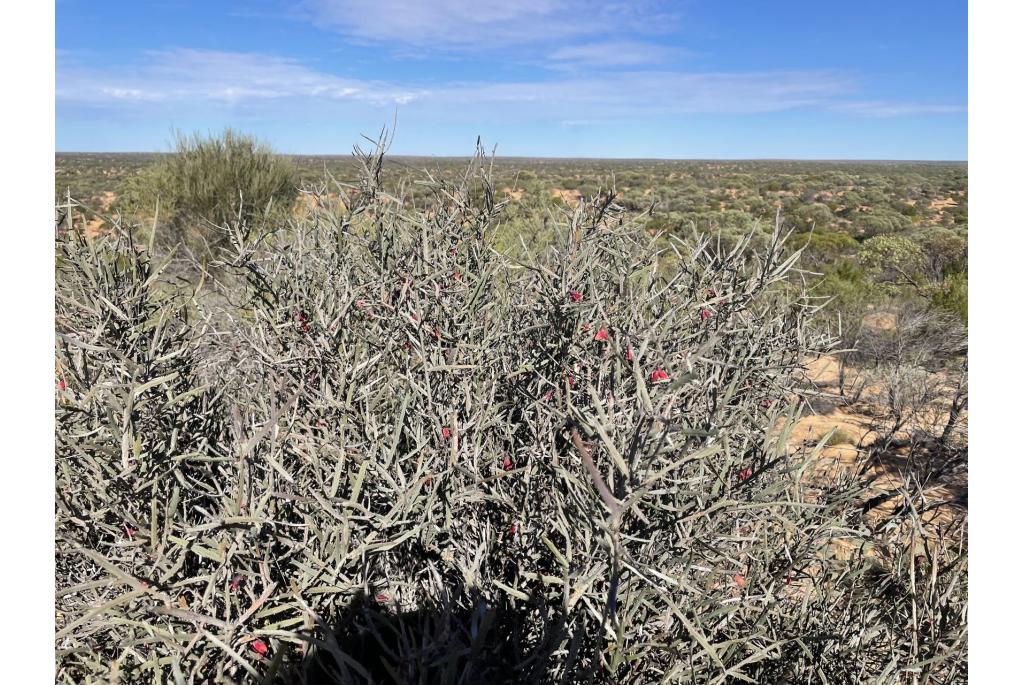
[{"left": 55, "top": 151, "right": 968, "bottom": 164}]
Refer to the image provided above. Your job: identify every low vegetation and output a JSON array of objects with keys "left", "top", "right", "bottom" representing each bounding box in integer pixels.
[
  {"left": 55, "top": 133, "right": 967, "bottom": 683},
  {"left": 114, "top": 129, "right": 298, "bottom": 257}
]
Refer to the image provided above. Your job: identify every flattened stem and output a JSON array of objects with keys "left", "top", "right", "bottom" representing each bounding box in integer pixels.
[{"left": 570, "top": 427, "right": 621, "bottom": 522}]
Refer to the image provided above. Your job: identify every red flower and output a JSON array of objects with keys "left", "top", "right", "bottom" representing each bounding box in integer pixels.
[
  {"left": 700, "top": 308, "right": 713, "bottom": 321},
  {"left": 411, "top": 313, "right": 419, "bottom": 322},
  {"left": 738, "top": 467, "right": 753, "bottom": 482},
  {"left": 625, "top": 348, "right": 634, "bottom": 362},
  {"left": 566, "top": 373, "right": 576, "bottom": 387},
  {"left": 569, "top": 290, "right": 583, "bottom": 303},
  {"left": 441, "top": 427, "right": 451, "bottom": 439},
  {"left": 250, "top": 639, "right": 269, "bottom": 657},
  {"left": 356, "top": 299, "right": 365, "bottom": 309},
  {"left": 230, "top": 574, "right": 243, "bottom": 591},
  {"left": 594, "top": 328, "right": 608, "bottom": 342},
  {"left": 375, "top": 593, "right": 390, "bottom": 602},
  {"left": 124, "top": 526, "right": 136, "bottom": 539},
  {"left": 542, "top": 390, "right": 553, "bottom": 402},
  {"left": 58, "top": 379, "right": 66, "bottom": 391},
  {"left": 707, "top": 288, "right": 717, "bottom": 297},
  {"left": 760, "top": 398, "right": 774, "bottom": 408},
  {"left": 503, "top": 457, "right": 513, "bottom": 470},
  {"left": 454, "top": 270, "right": 462, "bottom": 281},
  {"left": 650, "top": 368, "right": 670, "bottom": 383},
  {"left": 734, "top": 574, "right": 746, "bottom": 588},
  {"left": 510, "top": 523, "right": 518, "bottom": 535},
  {"left": 403, "top": 341, "right": 413, "bottom": 352}
]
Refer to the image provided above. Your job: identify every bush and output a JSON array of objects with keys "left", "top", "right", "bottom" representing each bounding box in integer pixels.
[
  {"left": 792, "top": 230, "right": 859, "bottom": 265},
  {"left": 853, "top": 211, "right": 912, "bottom": 239},
  {"left": 932, "top": 270, "right": 968, "bottom": 323},
  {"left": 118, "top": 129, "right": 298, "bottom": 256},
  {"left": 56, "top": 142, "right": 966, "bottom": 683}
]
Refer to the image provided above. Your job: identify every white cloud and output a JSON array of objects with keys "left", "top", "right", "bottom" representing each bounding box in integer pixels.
[
  {"left": 548, "top": 41, "right": 685, "bottom": 67},
  {"left": 57, "top": 49, "right": 424, "bottom": 106},
  {"left": 432, "top": 70, "right": 854, "bottom": 117},
  {"left": 830, "top": 101, "right": 967, "bottom": 118},
  {"left": 57, "top": 48, "right": 962, "bottom": 125},
  {"left": 301, "top": 0, "right": 677, "bottom": 51}
]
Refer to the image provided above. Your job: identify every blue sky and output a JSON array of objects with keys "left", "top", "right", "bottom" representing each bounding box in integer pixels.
[{"left": 56, "top": 1, "right": 966, "bottom": 159}]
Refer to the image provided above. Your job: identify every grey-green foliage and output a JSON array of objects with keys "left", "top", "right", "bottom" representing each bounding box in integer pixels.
[
  {"left": 118, "top": 129, "right": 298, "bottom": 254},
  {"left": 55, "top": 140, "right": 967, "bottom": 684}
]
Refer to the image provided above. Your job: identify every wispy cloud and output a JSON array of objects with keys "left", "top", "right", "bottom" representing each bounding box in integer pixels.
[
  {"left": 57, "top": 48, "right": 961, "bottom": 127},
  {"left": 433, "top": 70, "right": 855, "bottom": 118},
  {"left": 548, "top": 41, "right": 686, "bottom": 68},
  {"left": 57, "top": 49, "right": 424, "bottom": 106},
  {"left": 301, "top": 0, "right": 678, "bottom": 51},
  {"left": 830, "top": 101, "right": 967, "bottom": 118}
]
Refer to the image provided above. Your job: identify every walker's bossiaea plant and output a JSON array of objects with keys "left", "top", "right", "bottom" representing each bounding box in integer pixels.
[{"left": 55, "top": 136, "right": 966, "bottom": 685}]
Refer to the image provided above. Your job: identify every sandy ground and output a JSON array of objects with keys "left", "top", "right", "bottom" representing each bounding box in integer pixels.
[
  {"left": 551, "top": 188, "right": 584, "bottom": 204},
  {"left": 792, "top": 354, "right": 966, "bottom": 539}
]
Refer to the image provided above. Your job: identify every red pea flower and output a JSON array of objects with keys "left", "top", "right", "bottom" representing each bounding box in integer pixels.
[
  {"left": 650, "top": 368, "right": 670, "bottom": 384},
  {"left": 738, "top": 467, "right": 753, "bottom": 482},
  {"left": 569, "top": 290, "right": 583, "bottom": 303},
  {"left": 454, "top": 270, "right": 462, "bottom": 281},
  {"left": 503, "top": 456, "right": 513, "bottom": 470},
  {"left": 594, "top": 328, "right": 608, "bottom": 342},
  {"left": 230, "top": 573, "right": 243, "bottom": 591},
  {"left": 441, "top": 427, "right": 451, "bottom": 439},
  {"left": 510, "top": 523, "right": 518, "bottom": 535},
  {"left": 375, "top": 593, "right": 390, "bottom": 602},
  {"left": 625, "top": 348, "right": 634, "bottom": 362},
  {"left": 542, "top": 390, "right": 553, "bottom": 402},
  {"left": 734, "top": 574, "right": 746, "bottom": 588},
  {"left": 700, "top": 308, "right": 713, "bottom": 321},
  {"left": 251, "top": 640, "right": 269, "bottom": 657},
  {"left": 566, "top": 373, "right": 576, "bottom": 387},
  {"left": 58, "top": 379, "right": 66, "bottom": 391}
]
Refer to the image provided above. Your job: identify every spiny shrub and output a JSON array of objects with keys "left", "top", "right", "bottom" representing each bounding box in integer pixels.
[
  {"left": 55, "top": 139, "right": 967, "bottom": 684},
  {"left": 118, "top": 128, "right": 297, "bottom": 256}
]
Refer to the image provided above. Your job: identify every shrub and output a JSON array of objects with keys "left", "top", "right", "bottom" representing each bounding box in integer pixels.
[
  {"left": 854, "top": 211, "right": 912, "bottom": 239},
  {"left": 791, "top": 202, "right": 835, "bottom": 231},
  {"left": 792, "top": 230, "right": 859, "bottom": 266},
  {"left": 55, "top": 141, "right": 966, "bottom": 683},
  {"left": 932, "top": 270, "right": 968, "bottom": 323},
  {"left": 118, "top": 129, "right": 298, "bottom": 256},
  {"left": 823, "top": 428, "right": 855, "bottom": 446}
]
